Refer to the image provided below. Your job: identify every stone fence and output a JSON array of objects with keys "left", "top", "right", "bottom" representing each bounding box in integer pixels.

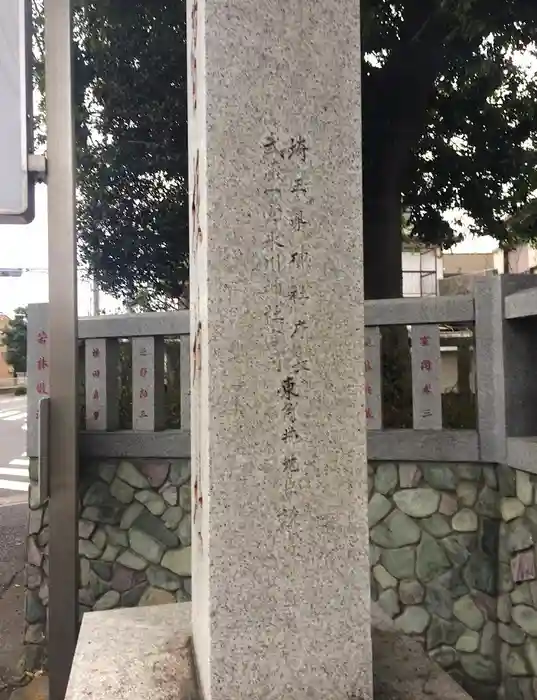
[
  {"left": 26, "top": 273, "right": 537, "bottom": 470},
  {"left": 22, "top": 274, "right": 537, "bottom": 698}
]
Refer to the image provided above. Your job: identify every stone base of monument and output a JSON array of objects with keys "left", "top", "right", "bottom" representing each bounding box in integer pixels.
[{"left": 63, "top": 603, "right": 471, "bottom": 700}]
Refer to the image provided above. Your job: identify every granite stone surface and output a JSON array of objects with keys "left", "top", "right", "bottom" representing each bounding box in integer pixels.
[
  {"left": 187, "top": 0, "right": 370, "bottom": 698},
  {"left": 63, "top": 603, "right": 470, "bottom": 700},
  {"left": 64, "top": 604, "right": 198, "bottom": 700}
]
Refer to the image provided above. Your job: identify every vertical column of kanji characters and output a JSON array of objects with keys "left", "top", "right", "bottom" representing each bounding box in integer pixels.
[
  {"left": 261, "top": 133, "right": 315, "bottom": 529},
  {"left": 284, "top": 137, "right": 312, "bottom": 511},
  {"left": 411, "top": 324, "right": 442, "bottom": 429},
  {"left": 84, "top": 338, "right": 119, "bottom": 431},
  {"left": 85, "top": 339, "right": 106, "bottom": 430},
  {"left": 364, "top": 327, "right": 382, "bottom": 430},
  {"left": 27, "top": 304, "right": 50, "bottom": 457},
  {"left": 132, "top": 337, "right": 165, "bottom": 431}
]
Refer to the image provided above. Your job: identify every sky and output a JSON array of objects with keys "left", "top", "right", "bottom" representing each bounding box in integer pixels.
[
  {"left": 449, "top": 236, "right": 497, "bottom": 254},
  {"left": 0, "top": 183, "right": 118, "bottom": 317},
  {"left": 0, "top": 184, "right": 500, "bottom": 318}
]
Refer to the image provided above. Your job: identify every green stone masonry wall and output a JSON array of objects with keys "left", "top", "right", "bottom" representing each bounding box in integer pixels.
[
  {"left": 496, "top": 466, "right": 537, "bottom": 700},
  {"left": 369, "top": 461, "right": 500, "bottom": 700},
  {"left": 22, "top": 456, "right": 537, "bottom": 700},
  {"left": 22, "top": 458, "right": 192, "bottom": 671}
]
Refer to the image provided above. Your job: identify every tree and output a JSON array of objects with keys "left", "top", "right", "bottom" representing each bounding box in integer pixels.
[
  {"left": 76, "top": 1, "right": 188, "bottom": 308},
  {"left": 77, "top": 1, "right": 188, "bottom": 308},
  {"left": 2, "top": 308, "right": 28, "bottom": 375},
  {"left": 33, "top": 1, "right": 537, "bottom": 302},
  {"left": 362, "top": 0, "right": 537, "bottom": 297},
  {"left": 33, "top": 0, "right": 188, "bottom": 310}
]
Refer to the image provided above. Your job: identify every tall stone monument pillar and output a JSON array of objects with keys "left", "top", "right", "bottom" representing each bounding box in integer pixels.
[{"left": 187, "top": 2, "right": 371, "bottom": 699}]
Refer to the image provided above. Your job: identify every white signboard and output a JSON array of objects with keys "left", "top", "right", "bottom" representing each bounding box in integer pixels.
[{"left": 0, "top": 0, "right": 33, "bottom": 222}]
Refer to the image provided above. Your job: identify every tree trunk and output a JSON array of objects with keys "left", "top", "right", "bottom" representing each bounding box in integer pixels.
[
  {"left": 456, "top": 340, "right": 472, "bottom": 396},
  {"left": 361, "top": 9, "right": 447, "bottom": 300},
  {"left": 360, "top": 9, "right": 449, "bottom": 424},
  {"left": 362, "top": 156, "right": 411, "bottom": 426},
  {"left": 363, "top": 177, "right": 403, "bottom": 300}
]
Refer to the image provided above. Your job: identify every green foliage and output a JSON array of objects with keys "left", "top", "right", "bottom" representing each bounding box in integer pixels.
[
  {"left": 77, "top": 1, "right": 188, "bottom": 307},
  {"left": 33, "top": 0, "right": 188, "bottom": 309},
  {"left": 2, "top": 307, "right": 28, "bottom": 374},
  {"left": 363, "top": 0, "right": 537, "bottom": 249},
  {"left": 33, "top": 1, "right": 537, "bottom": 302}
]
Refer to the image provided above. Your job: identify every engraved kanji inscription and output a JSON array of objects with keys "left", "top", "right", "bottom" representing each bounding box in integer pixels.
[{"left": 288, "top": 136, "right": 308, "bottom": 162}]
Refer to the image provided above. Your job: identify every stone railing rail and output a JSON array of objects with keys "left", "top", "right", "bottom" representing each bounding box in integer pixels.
[
  {"left": 501, "top": 281, "right": 537, "bottom": 474},
  {"left": 26, "top": 273, "right": 537, "bottom": 471},
  {"left": 27, "top": 304, "right": 190, "bottom": 461},
  {"left": 364, "top": 291, "right": 478, "bottom": 463}
]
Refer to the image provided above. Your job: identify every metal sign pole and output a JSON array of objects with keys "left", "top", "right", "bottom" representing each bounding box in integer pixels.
[
  {"left": 44, "top": 0, "right": 79, "bottom": 697},
  {"left": 0, "top": 0, "right": 35, "bottom": 223}
]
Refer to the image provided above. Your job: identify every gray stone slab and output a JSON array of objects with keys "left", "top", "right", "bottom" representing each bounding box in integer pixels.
[
  {"left": 79, "top": 430, "right": 190, "bottom": 459},
  {"left": 187, "top": 0, "right": 371, "bottom": 697},
  {"left": 64, "top": 604, "right": 198, "bottom": 700},
  {"left": 506, "top": 437, "right": 537, "bottom": 475},
  {"left": 501, "top": 275, "right": 537, "bottom": 439},
  {"left": 410, "top": 325, "right": 442, "bottom": 430},
  {"left": 474, "top": 277, "right": 506, "bottom": 463},
  {"left": 132, "top": 337, "right": 165, "bottom": 431},
  {"left": 365, "top": 296, "right": 474, "bottom": 327},
  {"left": 85, "top": 338, "right": 108, "bottom": 431},
  {"left": 63, "top": 603, "right": 469, "bottom": 700},
  {"left": 504, "top": 284, "right": 537, "bottom": 319},
  {"left": 368, "top": 429, "right": 479, "bottom": 462},
  {"left": 180, "top": 335, "right": 191, "bottom": 431},
  {"left": 78, "top": 311, "right": 189, "bottom": 339},
  {"left": 84, "top": 338, "right": 119, "bottom": 431}
]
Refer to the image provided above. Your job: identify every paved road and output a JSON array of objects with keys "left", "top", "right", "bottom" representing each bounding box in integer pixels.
[
  {"left": 0, "top": 500, "right": 26, "bottom": 692},
  {"left": 0, "top": 398, "right": 28, "bottom": 694},
  {"left": 0, "top": 397, "right": 28, "bottom": 497}
]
